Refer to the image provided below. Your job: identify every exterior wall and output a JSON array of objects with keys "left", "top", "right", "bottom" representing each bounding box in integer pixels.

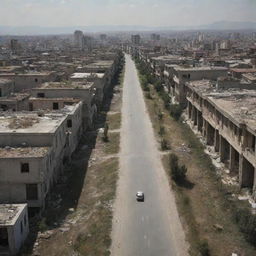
[
  {"left": 29, "top": 98, "right": 79, "bottom": 111},
  {"left": 0, "top": 73, "right": 56, "bottom": 93},
  {"left": 66, "top": 105, "right": 83, "bottom": 155},
  {"left": 0, "top": 80, "right": 14, "bottom": 97},
  {"left": 0, "top": 133, "right": 53, "bottom": 147},
  {"left": 0, "top": 156, "right": 49, "bottom": 208},
  {"left": 0, "top": 96, "right": 29, "bottom": 112}
]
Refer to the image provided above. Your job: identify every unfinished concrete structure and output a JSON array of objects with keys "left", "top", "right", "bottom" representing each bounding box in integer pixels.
[
  {"left": 0, "top": 72, "right": 56, "bottom": 92},
  {"left": 186, "top": 80, "right": 256, "bottom": 197},
  {"left": 0, "top": 103, "right": 83, "bottom": 213},
  {"left": 70, "top": 72, "right": 106, "bottom": 107},
  {"left": 0, "top": 204, "right": 29, "bottom": 255},
  {"left": 31, "top": 81, "right": 96, "bottom": 130},
  {"left": 172, "top": 66, "right": 228, "bottom": 107},
  {"left": 0, "top": 79, "right": 14, "bottom": 97}
]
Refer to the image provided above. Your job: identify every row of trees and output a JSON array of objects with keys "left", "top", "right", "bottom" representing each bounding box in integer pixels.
[{"left": 135, "top": 57, "right": 183, "bottom": 121}]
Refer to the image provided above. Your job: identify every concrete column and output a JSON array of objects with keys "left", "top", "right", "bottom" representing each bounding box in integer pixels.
[
  {"left": 229, "top": 145, "right": 236, "bottom": 173},
  {"left": 191, "top": 106, "right": 195, "bottom": 122},
  {"left": 188, "top": 102, "right": 192, "bottom": 119},
  {"left": 219, "top": 135, "right": 225, "bottom": 162},
  {"left": 214, "top": 129, "right": 219, "bottom": 152},
  {"left": 198, "top": 111, "right": 203, "bottom": 133},
  {"left": 239, "top": 155, "right": 254, "bottom": 188},
  {"left": 238, "top": 154, "right": 243, "bottom": 187},
  {"left": 202, "top": 119, "right": 206, "bottom": 137},
  {"left": 194, "top": 108, "right": 198, "bottom": 126},
  {"left": 253, "top": 172, "right": 256, "bottom": 200}
]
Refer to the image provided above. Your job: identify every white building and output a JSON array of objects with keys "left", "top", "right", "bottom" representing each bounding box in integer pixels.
[{"left": 0, "top": 204, "right": 29, "bottom": 255}]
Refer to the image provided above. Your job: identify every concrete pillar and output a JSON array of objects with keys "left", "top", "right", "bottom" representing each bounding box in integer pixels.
[
  {"left": 239, "top": 155, "right": 254, "bottom": 188},
  {"left": 191, "top": 106, "right": 195, "bottom": 123},
  {"left": 219, "top": 135, "right": 225, "bottom": 162},
  {"left": 229, "top": 145, "right": 236, "bottom": 173},
  {"left": 206, "top": 122, "right": 214, "bottom": 145},
  {"left": 238, "top": 154, "right": 243, "bottom": 187},
  {"left": 202, "top": 119, "right": 206, "bottom": 137},
  {"left": 198, "top": 111, "right": 203, "bottom": 133},
  {"left": 214, "top": 129, "right": 219, "bottom": 152},
  {"left": 188, "top": 102, "right": 192, "bottom": 119},
  {"left": 194, "top": 108, "right": 198, "bottom": 126}
]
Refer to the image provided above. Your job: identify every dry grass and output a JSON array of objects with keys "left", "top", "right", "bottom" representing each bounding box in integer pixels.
[
  {"left": 107, "top": 113, "right": 121, "bottom": 130},
  {"left": 103, "top": 132, "right": 120, "bottom": 155},
  {"left": 8, "top": 117, "right": 39, "bottom": 129},
  {"left": 142, "top": 84, "right": 256, "bottom": 256},
  {"left": 73, "top": 158, "right": 119, "bottom": 256}
]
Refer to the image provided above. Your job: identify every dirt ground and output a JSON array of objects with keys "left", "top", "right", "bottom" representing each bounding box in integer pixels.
[
  {"left": 20, "top": 77, "right": 123, "bottom": 256},
  {"left": 142, "top": 85, "right": 256, "bottom": 256}
]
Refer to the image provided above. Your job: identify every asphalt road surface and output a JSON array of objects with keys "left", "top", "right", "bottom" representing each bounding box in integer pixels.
[{"left": 111, "top": 54, "right": 188, "bottom": 256}]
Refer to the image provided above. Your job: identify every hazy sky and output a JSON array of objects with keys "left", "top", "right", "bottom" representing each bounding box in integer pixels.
[{"left": 1, "top": 0, "right": 256, "bottom": 27}]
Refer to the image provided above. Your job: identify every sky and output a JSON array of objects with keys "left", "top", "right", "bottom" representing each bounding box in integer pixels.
[{"left": 0, "top": 0, "right": 256, "bottom": 27}]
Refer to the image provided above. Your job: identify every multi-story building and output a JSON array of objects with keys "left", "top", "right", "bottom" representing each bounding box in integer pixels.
[
  {"left": 31, "top": 81, "right": 96, "bottom": 130},
  {"left": 186, "top": 80, "right": 256, "bottom": 197},
  {"left": 0, "top": 103, "right": 83, "bottom": 214}
]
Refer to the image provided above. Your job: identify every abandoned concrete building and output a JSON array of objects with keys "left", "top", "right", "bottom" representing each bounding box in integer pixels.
[
  {"left": 0, "top": 79, "right": 14, "bottom": 97},
  {"left": 0, "top": 103, "right": 82, "bottom": 213},
  {"left": 0, "top": 71, "right": 57, "bottom": 92},
  {"left": 0, "top": 204, "right": 29, "bottom": 255},
  {"left": 31, "top": 81, "right": 96, "bottom": 130},
  {"left": 70, "top": 72, "right": 107, "bottom": 107},
  {"left": 171, "top": 66, "right": 228, "bottom": 106},
  {"left": 186, "top": 79, "right": 256, "bottom": 197},
  {"left": 0, "top": 79, "right": 30, "bottom": 111}
]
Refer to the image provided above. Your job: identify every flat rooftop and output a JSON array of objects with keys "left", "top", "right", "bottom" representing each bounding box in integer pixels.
[
  {"left": 175, "top": 66, "right": 228, "bottom": 72},
  {"left": 0, "top": 146, "right": 50, "bottom": 158},
  {"left": 0, "top": 71, "right": 53, "bottom": 77},
  {"left": 0, "top": 112, "right": 67, "bottom": 134},
  {"left": 152, "top": 55, "right": 189, "bottom": 61},
  {"left": 0, "top": 93, "right": 30, "bottom": 102},
  {"left": 71, "top": 73, "right": 104, "bottom": 79},
  {"left": 187, "top": 80, "right": 256, "bottom": 131},
  {"left": 39, "top": 81, "right": 94, "bottom": 89},
  {"left": 29, "top": 97, "right": 80, "bottom": 103},
  {"left": 0, "top": 66, "right": 22, "bottom": 73},
  {"left": 231, "top": 68, "right": 256, "bottom": 73},
  {"left": 84, "top": 60, "right": 114, "bottom": 69},
  {"left": 0, "top": 78, "right": 12, "bottom": 85},
  {"left": 0, "top": 204, "right": 27, "bottom": 226},
  {"left": 208, "top": 91, "right": 256, "bottom": 131}
]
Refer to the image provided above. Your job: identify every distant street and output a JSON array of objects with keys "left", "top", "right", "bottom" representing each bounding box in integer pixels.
[{"left": 111, "top": 54, "right": 188, "bottom": 256}]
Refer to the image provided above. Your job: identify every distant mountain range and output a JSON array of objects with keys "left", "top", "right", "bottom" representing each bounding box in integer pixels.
[{"left": 0, "top": 21, "right": 256, "bottom": 35}]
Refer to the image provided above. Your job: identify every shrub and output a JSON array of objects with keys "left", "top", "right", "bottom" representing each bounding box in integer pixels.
[
  {"left": 170, "top": 104, "right": 183, "bottom": 121},
  {"left": 197, "top": 240, "right": 210, "bottom": 256},
  {"left": 102, "top": 123, "right": 109, "bottom": 142},
  {"left": 154, "top": 80, "right": 163, "bottom": 92},
  {"left": 157, "top": 111, "right": 163, "bottom": 120},
  {"left": 161, "top": 138, "right": 170, "bottom": 151},
  {"left": 38, "top": 218, "right": 48, "bottom": 232},
  {"left": 159, "top": 91, "right": 170, "bottom": 109},
  {"left": 169, "top": 153, "right": 187, "bottom": 183},
  {"left": 158, "top": 126, "right": 165, "bottom": 136},
  {"left": 234, "top": 208, "right": 256, "bottom": 246},
  {"left": 145, "top": 92, "right": 152, "bottom": 99}
]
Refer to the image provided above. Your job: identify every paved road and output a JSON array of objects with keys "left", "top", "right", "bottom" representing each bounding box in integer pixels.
[{"left": 111, "top": 54, "right": 188, "bottom": 256}]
